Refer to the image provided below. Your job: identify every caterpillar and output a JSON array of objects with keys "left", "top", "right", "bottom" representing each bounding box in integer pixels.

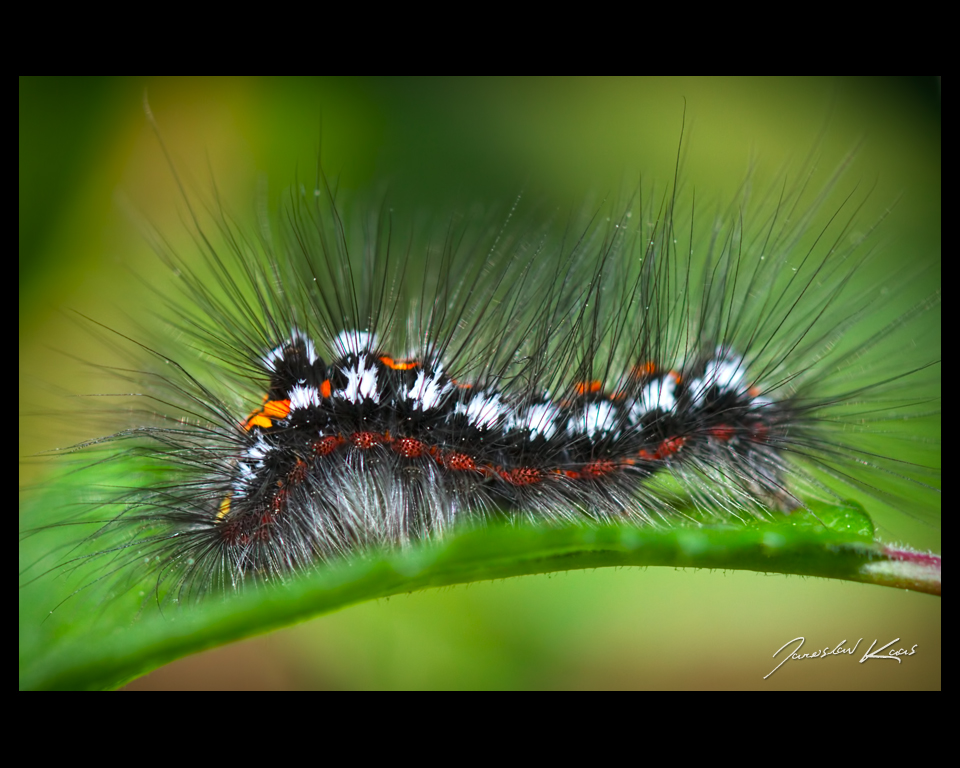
[
  {"left": 21, "top": 105, "right": 939, "bottom": 614},
  {"left": 19, "top": 81, "right": 941, "bottom": 690}
]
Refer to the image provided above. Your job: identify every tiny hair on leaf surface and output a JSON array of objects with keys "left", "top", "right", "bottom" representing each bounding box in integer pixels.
[{"left": 19, "top": 77, "right": 940, "bottom": 690}]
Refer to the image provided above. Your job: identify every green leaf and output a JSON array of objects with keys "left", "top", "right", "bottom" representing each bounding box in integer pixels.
[{"left": 19, "top": 462, "right": 938, "bottom": 691}]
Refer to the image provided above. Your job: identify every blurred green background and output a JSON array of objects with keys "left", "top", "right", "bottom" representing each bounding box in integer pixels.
[{"left": 20, "top": 77, "right": 940, "bottom": 689}]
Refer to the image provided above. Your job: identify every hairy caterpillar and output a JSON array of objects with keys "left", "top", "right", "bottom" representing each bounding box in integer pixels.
[
  {"left": 19, "top": 79, "right": 940, "bottom": 690},
  {"left": 30, "top": 128, "right": 941, "bottom": 591}
]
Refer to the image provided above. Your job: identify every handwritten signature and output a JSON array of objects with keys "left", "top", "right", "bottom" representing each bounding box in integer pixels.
[{"left": 764, "top": 637, "right": 918, "bottom": 679}]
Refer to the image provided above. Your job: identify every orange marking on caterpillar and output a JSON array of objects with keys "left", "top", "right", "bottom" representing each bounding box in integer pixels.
[
  {"left": 631, "top": 361, "right": 658, "bottom": 378},
  {"left": 392, "top": 437, "right": 426, "bottom": 458},
  {"left": 351, "top": 431, "right": 384, "bottom": 450},
  {"left": 263, "top": 400, "right": 291, "bottom": 418},
  {"left": 245, "top": 413, "right": 273, "bottom": 430},
  {"left": 313, "top": 435, "right": 344, "bottom": 455},
  {"left": 244, "top": 398, "right": 291, "bottom": 430},
  {"left": 575, "top": 380, "right": 603, "bottom": 395},
  {"left": 708, "top": 425, "right": 736, "bottom": 442},
  {"left": 582, "top": 459, "right": 616, "bottom": 478},
  {"left": 284, "top": 458, "right": 309, "bottom": 486},
  {"left": 498, "top": 466, "right": 543, "bottom": 486},
  {"left": 657, "top": 436, "right": 686, "bottom": 458},
  {"left": 639, "top": 436, "right": 686, "bottom": 461},
  {"left": 268, "top": 489, "right": 288, "bottom": 520},
  {"left": 443, "top": 452, "right": 479, "bottom": 472},
  {"left": 320, "top": 380, "right": 332, "bottom": 398},
  {"left": 379, "top": 356, "right": 420, "bottom": 371}
]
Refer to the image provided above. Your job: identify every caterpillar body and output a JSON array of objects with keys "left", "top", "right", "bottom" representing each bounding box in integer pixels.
[
  {"left": 222, "top": 326, "right": 780, "bottom": 565},
  {"left": 22, "top": 105, "right": 940, "bottom": 614}
]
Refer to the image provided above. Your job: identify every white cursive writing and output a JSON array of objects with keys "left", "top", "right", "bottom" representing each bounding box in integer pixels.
[
  {"left": 765, "top": 636, "right": 917, "bottom": 678},
  {"left": 859, "top": 638, "right": 918, "bottom": 663},
  {"left": 765, "top": 636, "right": 862, "bottom": 679}
]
